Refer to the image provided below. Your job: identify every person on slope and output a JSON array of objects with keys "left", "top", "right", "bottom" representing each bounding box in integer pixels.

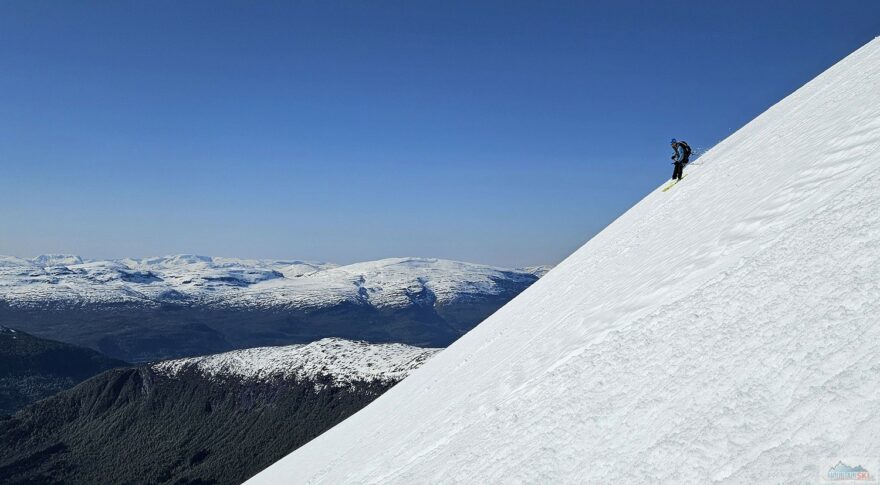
[{"left": 670, "top": 138, "right": 691, "bottom": 181}]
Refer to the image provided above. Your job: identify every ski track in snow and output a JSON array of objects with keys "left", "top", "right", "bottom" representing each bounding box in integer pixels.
[{"left": 247, "top": 38, "right": 880, "bottom": 484}]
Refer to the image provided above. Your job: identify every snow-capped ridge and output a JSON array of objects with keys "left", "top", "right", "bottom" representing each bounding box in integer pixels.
[
  {"left": 152, "top": 338, "right": 440, "bottom": 388},
  {"left": 520, "top": 265, "right": 552, "bottom": 278},
  {"left": 32, "top": 254, "right": 84, "bottom": 266}
]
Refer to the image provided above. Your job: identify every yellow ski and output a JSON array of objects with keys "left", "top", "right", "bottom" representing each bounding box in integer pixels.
[{"left": 662, "top": 173, "right": 687, "bottom": 192}]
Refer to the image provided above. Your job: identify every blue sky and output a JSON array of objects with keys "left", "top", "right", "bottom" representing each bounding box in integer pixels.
[{"left": 1, "top": 1, "right": 879, "bottom": 266}]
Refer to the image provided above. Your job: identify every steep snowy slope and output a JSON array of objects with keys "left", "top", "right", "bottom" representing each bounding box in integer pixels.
[{"left": 249, "top": 38, "right": 880, "bottom": 484}]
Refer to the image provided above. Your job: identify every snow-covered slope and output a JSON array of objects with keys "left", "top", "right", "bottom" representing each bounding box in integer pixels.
[
  {"left": 152, "top": 338, "right": 439, "bottom": 388},
  {"left": 0, "top": 255, "right": 541, "bottom": 310},
  {"left": 249, "top": 38, "right": 880, "bottom": 484}
]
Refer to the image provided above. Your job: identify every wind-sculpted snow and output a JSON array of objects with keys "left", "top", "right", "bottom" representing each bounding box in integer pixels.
[
  {"left": 0, "top": 255, "right": 543, "bottom": 311},
  {"left": 248, "top": 38, "right": 880, "bottom": 484},
  {"left": 152, "top": 338, "right": 439, "bottom": 388}
]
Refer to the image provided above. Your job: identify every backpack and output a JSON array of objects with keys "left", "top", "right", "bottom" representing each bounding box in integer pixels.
[{"left": 679, "top": 141, "right": 692, "bottom": 159}]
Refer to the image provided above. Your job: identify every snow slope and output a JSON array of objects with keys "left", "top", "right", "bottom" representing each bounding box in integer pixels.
[
  {"left": 152, "top": 338, "right": 439, "bottom": 388},
  {"left": 248, "top": 38, "right": 880, "bottom": 484}
]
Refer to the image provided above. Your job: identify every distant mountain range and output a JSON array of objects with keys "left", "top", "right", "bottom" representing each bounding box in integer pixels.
[
  {"left": 0, "top": 255, "right": 549, "bottom": 362},
  {"left": 0, "top": 326, "right": 127, "bottom": 416},
  {"left": 0, "top": 337, "right": 438, "bottom": 485},
  {"left": 0, "top": 255, "right": 546, "bottom": 483}
]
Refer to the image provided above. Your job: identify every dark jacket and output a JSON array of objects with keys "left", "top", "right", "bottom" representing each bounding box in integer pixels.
[{"left": 671, "top": 142, "right": 691, "bottom": 163}]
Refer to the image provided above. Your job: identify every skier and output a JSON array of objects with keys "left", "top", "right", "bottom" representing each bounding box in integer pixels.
[{"left": 670, "top": 138, "right": 691, "bottom": 181}]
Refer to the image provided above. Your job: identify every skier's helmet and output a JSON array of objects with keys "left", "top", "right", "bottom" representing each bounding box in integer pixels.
[{"left": 670, "top": 138, "right": 677, "bottom": 145}]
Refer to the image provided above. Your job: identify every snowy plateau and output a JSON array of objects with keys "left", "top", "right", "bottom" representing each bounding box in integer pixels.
[
  {"left": 248, "top": 38, "right": 880, "bottom": 484},
  {"left": 0, "top": 254, "right": 547, "bottom": 310},
  {"left": 0, "top": 256, "right": 546, "bottom": 361}
]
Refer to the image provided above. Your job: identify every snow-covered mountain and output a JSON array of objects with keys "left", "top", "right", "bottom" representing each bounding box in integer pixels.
[
  {"left": 248, "top": 38, "right": 880, "bottom": 484},
  {"left": 0, "top": 256, "right": 544, "bottom": 361},
  {"left": 0, "top": 255, "right": 539, "bottom": 310},
  {"left": 0, "top": 338, "right": 437, "bottom": 485},
  {"left": 152, "top": 338, "right": 440, "bottom": 388}
]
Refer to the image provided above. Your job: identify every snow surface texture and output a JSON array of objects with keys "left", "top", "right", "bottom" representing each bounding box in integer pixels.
[
  {"left": 249, "top": 38, "right": 880, "bottom": 484},
  {"left": 152, "top": 338, "right": 440, "bottom": 389},
  {"left": 0, "top": 256, "right": 547, "bottom": 310}
]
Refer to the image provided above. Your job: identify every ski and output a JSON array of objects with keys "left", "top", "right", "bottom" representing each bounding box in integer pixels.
[{"left": 662, "top": 173, "right": 687, "bottom": 192}]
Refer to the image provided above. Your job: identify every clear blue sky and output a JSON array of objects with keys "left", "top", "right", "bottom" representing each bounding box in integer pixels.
[{"left": 2, "top": 1, "right": 879, "bottom": 267}]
